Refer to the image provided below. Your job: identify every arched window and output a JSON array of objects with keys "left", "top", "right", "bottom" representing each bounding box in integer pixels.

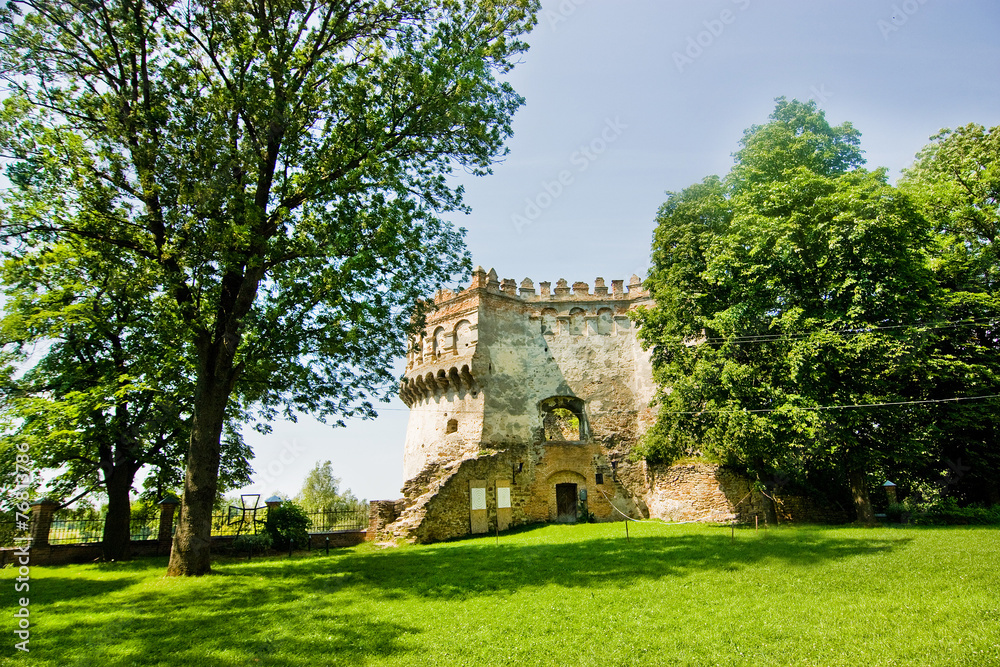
[
  {"left": 539, "top": 396, "right": 588, "bottom": 442},
  {"left": 446, "top": 418, "right": 458, "bottom": 434},
  {"left": 569, "top": 308, "right": 585, "bottom": 336},
  {"left": 540, "top": 308, "right": 558, "bottom": 336},
  {"left": 433, "top": 326, "right": 446, "bottom": 358},
  {"left": 455, "top": 320, "right": 474, "bottom": 352},
  {"left": 597, "top": 308, "right": 614, "bottom": 335}
]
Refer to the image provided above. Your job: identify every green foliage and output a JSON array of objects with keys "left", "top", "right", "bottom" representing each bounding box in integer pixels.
[
  {"left": 898, "top": 123, "right": 1000, "bottom": 505},
  {"left": 884, "top": 502, "right": 909, "bottom": 524},
  {"left": 0, "top": 0, "right": 540, "bottom": 573},
  {"left": 909, "top": 500, "right": 1000, "bottom": 526},
  {"left": 265, "top": 501, "right": 310, "bottom": 550},
  {"left": 232, "top": 532, "right": 273, "bottom": 554},
  {"left": 295, "top": 461, "right": 364, "bottom": 514},
  {"left": 633, "top": 98, "right": 999, "bottom": 522},
  {"left": 129, "top": 498, "right": 159, "bottom": 524}
]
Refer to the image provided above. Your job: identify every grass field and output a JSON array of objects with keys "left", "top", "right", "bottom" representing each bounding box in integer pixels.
[{"left": 5, "top": 522, "right": 999, "bottom": 666}]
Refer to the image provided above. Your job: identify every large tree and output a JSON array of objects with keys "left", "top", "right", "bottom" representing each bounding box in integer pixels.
[
  {"left": 0, "top": 0, "right": 538, "bottom": 574},
  {"left": 0, "top": 239, "right": 252, "bottom": 560},
  {"left": 295, "top": 460, "right": 363, "bottom": 513},
  {"left": 636, "top": 99, "right": 940, "bottom": 523},
  {"left": 899, "top": 124, "right": 1000, "bottom": 504}
]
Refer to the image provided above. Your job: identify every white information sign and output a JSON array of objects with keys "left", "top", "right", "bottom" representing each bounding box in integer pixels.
[
  {"left": 497, "top": 487, "right": 511, "bottom": 509},
  {"left": 471, "top": 487, "right": 487, "bottom": 510}
]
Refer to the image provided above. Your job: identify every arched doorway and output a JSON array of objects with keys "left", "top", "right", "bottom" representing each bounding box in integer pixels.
[
  {"left": 555, "top": 483, "right": 578, "bottom": 523},
  {"left": 547, "top": 470, "right": 587, "bottom": 523}
]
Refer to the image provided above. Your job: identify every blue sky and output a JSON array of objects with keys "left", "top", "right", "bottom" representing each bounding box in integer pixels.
[{"left": 239, "top": 0, "right": 1000, "bottom": 502}]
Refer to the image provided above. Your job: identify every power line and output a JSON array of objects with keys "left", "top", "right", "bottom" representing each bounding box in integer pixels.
[
  {"left": 663, "top": 393, "right": 1000, "bottom": 415},
  {"left": 376, "top": 393, "right": 1000, "bottom": 415},
  {"left": 676, "top": 318, "right": 998, "bottom": 346}
]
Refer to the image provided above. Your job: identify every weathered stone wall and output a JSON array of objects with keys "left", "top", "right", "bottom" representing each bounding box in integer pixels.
[
  {"left": 367, "top": 499, "right": 406, "bottom": 541},
  {"left": 384, "top": 440, "right": 644, "bottom": 543},
  {"left": 644, "top": 462, "right": 770, "bottom": 523},
  {"left": 642, "top": 461, "right": 850, "bottom": 525},
  {"left": 774, "top": 495, "right": 850, "bottom": 524}
]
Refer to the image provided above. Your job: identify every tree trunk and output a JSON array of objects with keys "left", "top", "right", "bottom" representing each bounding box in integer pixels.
[
  {"left": 102, "top": 466, "right": 137, "bottom": 560},
  {"left": 167, "top": 359, "right": 234, "bottom": 576},
  {"left": 167, "top": 385, "right": 229, "bottom": 575},
  {"left": 848, "top": 464, "right": 876, "bottom": 524}
]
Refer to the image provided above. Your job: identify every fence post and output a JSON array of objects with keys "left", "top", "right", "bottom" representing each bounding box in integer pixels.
[
  {"left": 265, "top": 495, "right": 283, "bottom": 512},
  {"left": 29, "top": 499, "right": 59, "bottom": 548},
  {"left": 157, "top": 495, "right": 181, "bottom": 554}
]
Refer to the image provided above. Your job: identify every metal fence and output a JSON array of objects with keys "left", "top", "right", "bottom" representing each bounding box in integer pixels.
[
  {"left": 47, "top": 517, "right": 166, "bottom": 544},
  {"left": 49, "top": 519, "right": 104, "bottom": 544},
  {"left": 2, "top": 505, "right": 369, "bottom": 547},
  {"left": 306, "top": 508, "right": 369, "bottom": 533}
]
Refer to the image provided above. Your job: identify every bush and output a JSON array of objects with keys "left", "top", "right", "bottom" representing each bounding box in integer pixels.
[
  {"left": 885, "top": 502, "right": 910, "bottom": 524},
  {"left": 910, "top": 500, "right": 1000, "bottom": 526},
  {"left": 232, "top": 532, "right": 273, "bottom": 554},
  {"left": 265, "top": 501, "right": 310, "bottom": 549}
]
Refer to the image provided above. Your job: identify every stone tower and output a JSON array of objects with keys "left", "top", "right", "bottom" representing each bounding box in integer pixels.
[{"left": 380, "top": 267, "right": 659, "bottom": 542}]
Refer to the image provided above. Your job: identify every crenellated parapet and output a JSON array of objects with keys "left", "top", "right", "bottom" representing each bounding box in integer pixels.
[
  {"left": 429, "top": 267, "right": 648, "bottom": 305},
  {"left": 400, "top": 266, "right": 651, "bottom": 405}
]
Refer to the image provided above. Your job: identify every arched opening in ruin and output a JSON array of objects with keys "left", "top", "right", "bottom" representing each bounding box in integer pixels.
[{"left": 539, "top": 396, "right": 588, "bottom": 442}]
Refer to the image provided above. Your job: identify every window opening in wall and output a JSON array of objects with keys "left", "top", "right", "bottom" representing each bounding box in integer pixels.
[
  {"left": 446, "top": 418, "right": 458, "bottom": 434},
  {"left": 544, "top": 408, "right": 579, "bottom": 441},
  {"left": 595, "top": 473, "right": 604, "bottom": 485},
  {"left": 541, "top": 308, "right": 558, "bottom": 336},
  {"left": 539, "top": 396, "right": 588, "bottom": 442}
]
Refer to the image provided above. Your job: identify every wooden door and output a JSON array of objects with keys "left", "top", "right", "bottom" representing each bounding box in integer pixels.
[{"left": 556, "top": 483, "right": 578, "bottom": 523}]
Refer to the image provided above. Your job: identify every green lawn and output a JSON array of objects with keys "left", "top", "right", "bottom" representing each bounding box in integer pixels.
[{"left": 6, "top": 522, "right": 999, "bottom": 666}]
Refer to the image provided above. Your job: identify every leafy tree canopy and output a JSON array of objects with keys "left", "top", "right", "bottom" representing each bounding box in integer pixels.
[
  {"left": 295, "top": 460, "right": 363, "bottom": 513},
  {"left": 634, "top": 99, "right": 1000, "bottom": 522},
  {"left": 0, "top": 0, "right": 539, "bottom": 574}
]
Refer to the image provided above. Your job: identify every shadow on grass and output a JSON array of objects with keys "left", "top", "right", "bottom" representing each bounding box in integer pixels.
[
  {"left": 27, "top": 524, "right": 910, "bottom": 666},
  {"left": 33, "top": 575, "right": 144, "bottom": 604},
  {"left": 220, "top": 523, "right": 910, "bottom": 601}
]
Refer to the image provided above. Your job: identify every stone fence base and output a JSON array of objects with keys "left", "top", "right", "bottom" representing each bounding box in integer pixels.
[{"left": 0, "top": 530, "right": 367, "bottom": 567}]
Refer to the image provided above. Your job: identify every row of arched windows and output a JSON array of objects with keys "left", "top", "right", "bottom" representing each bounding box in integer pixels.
[
  {"left": 541, "top": 307, "right": 624, "bottom": 336},
  {"left": 407, "top": 319, "right": 475, "bottom": 369}
]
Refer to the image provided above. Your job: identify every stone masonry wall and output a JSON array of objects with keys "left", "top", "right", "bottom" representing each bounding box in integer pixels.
[
  {"left": 384, "top": 439, "right": 644, "bottom": 543},
  {"left": 643, "top": 461, "right": 850, "bottom": 525}
]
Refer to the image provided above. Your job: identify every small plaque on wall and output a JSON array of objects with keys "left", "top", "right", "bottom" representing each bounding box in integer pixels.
[
  {"left": 497, "top": 487, "right": 511, "bottom": 509},
  {"left": 471, "top": 487, "right": 487, "bottom": 510}
]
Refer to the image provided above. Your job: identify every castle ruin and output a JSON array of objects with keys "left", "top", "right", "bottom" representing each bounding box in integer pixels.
[{"left": 371, "top": 267, "right": 843, "bottom": 543}]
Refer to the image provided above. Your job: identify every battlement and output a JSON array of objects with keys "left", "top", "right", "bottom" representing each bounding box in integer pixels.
[{"left": 432, "top": 266, "right": 648, "bottom": 305}]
